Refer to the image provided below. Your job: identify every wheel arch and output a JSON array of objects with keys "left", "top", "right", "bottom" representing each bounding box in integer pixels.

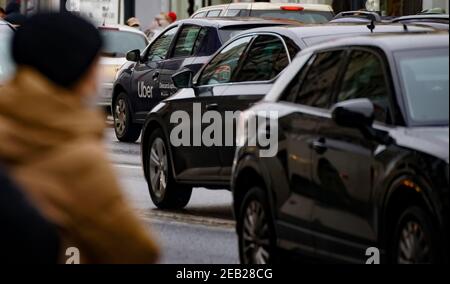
[
  {"left": 141, "top": 117, "right": 175, "bottom": 183},
  {"left": 379, "top": 171, "right": 440, "bottom": 257},
  {"left": 232, "top": 155, "right": 276, "bottom": 230}
]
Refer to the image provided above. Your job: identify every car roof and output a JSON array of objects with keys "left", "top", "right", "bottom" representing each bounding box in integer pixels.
[
  {"left": 196, "top": 2, "right": 333, "bottom": 12},
  {"left": 393, "top": 14, "right": 449, "bottom": 22},
  {"left": 98, "top": 24, "right": 147, "bottom": 36},
  {"left": 235, "top": 23, "right": 436, "bottom": 47},
  {"left": 303, "top": 32, "right": 449, "bottom": 53},
  {"left": 172, "top": 17, "right": 299, "bottom": 28}
]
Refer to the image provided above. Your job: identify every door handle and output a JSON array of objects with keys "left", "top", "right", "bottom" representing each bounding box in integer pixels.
[
  {"left": 206, "top": 103, "right": 219, "bottom": 111},
  {"left": 152, "top": 72, "right": 160, "bottom": 81},
  {"left": 312, "top": 138, "right": 328, "bottom": 155}
]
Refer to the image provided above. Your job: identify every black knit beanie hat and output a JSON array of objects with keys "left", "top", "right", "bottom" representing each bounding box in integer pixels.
[{"left": 12, "top": 12, "right": 103, "bottom": 88}]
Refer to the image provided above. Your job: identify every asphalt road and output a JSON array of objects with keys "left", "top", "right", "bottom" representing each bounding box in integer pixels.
[{"left": 105, "top": 128, "right": 239, "bottom": 264}]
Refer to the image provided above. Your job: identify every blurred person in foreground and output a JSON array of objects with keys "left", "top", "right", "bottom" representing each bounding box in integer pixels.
[
  {"left": 1, "top": 166, "right": 60, "bottom": 264},
  {"left": 0, "top": 7, "right": 6, "bottom": 19},
  {"left": 4, "top": 1, "right": 26, "bottom": 26},
  {"left": 0, "top": 12, "right": 159, "bottom": 264}
]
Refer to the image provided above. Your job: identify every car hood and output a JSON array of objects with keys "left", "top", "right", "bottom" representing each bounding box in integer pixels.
[{"left": 393, "top": 126, "right": 449, "bottom": 163}]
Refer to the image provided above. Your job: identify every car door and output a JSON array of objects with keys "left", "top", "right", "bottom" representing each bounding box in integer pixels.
[
  {"left": 275, "top": 50, "right": 347, "bottom": 253},
  {"left": 310, "top": 48, "right": 394, "bottom": 262},
  {"left": 216, "top": 34, "right": 293, "bottom": 179},
  {"left": 158, "top": 25, "right": 207, "bottom": 98},
  {"left": 171, "top": 35, "right": 255, "bottom": 183},
  {"left": 130, "top": 26, "right": 179, "bottom": 122}
]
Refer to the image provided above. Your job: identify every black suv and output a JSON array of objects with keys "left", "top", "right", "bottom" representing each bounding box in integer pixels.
[
  {"left": 112, "top": 18, "right": 291, "bottom": 142},
  {"left": 140, "top": 23, "right": 434, "bottom": 210},
  {"left": 232, "top": 33, "right": 449, "bottom": 264}
]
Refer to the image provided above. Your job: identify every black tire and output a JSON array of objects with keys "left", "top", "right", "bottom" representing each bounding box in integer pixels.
[
  {"left": 146, "top": 128, "right": 192, "bottom": 209},
  {"left": 113, "top": 93, "right": 141, "bottom": 142},
  {"left": 237, "top": 186, "right": 278, "bottom": 264},
  {"left": 391, "top": 206, "right": 441, "bottom": 264}
]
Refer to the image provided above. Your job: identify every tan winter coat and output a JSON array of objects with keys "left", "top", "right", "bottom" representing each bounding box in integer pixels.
[{"left": 0, "top": 67, "right": 159, "bottom": 264}]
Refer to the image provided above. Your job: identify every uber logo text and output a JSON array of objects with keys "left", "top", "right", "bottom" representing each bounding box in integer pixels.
[{"left": 138, "top": 81, "right": 153, "bottom": 98}]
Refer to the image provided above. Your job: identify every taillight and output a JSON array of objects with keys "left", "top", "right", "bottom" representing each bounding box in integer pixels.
[{"left": 280, "top": 6, "right": 304, "bottom": 11}]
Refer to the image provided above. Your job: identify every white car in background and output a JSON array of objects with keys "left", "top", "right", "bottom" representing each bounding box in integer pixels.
[
  {"left": 0, "top": 20, "right": 15, "bottom": 87},
  {"left": 98, "top": 25, "right": 148, "bottom": 113},
  {"left": 191, "top": 2, "right": 334, "bottom": 24}
]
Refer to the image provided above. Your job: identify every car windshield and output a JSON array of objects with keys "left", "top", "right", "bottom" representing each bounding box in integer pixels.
[
  {"left": 100, "top": 29, "right": 147, "bottom": 57},
  {"left": 250, "top": 10, "right": 332, "bottom": 24},
  {"left": 396, "top": 48, "right": 449, "bottom": 126},
  {"left": 0, "top": 26, "right": 15, "bottom": 85}
]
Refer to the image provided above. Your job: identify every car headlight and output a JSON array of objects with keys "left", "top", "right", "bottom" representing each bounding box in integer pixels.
[{"left": 114, "top": 65, "right": 124, "bottom": 81}]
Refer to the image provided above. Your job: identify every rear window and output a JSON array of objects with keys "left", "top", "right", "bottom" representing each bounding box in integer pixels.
[
  {"left": 100, "top": 29, "right": 148, "bottom": 57},
  {"left": 0, "top": 26, "right": 15, "bottom": 84},
  {"left": 251, "top": 10, "right": 332, "bottom": 24},
  {"left": 396, "top": 48, "right": 449, "bottom": 126},
  {"left": 218, "top": 25, "right": 282, "bottom": 43}
]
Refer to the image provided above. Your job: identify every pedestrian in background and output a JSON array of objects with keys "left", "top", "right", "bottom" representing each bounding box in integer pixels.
[
  {"left": 126, "top": 17, "right": 141, "bottom": 29},
  {"left": 145, "top": 11, "right": 177, "bottom": 39},
  {"left": 4, "top": 1, "right": 26, "bottom": 26},
  {"left": 0, "top": 7, "right": 6, "bottom": 19},
  {"left": 0, "top": 12, "right": 159, "bottom": 264},
  {"left": 0, "top": 167, "right": 60, "bottom": 264}
]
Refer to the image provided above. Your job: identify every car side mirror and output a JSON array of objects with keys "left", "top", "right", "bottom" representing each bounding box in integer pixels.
[
  {"left": 331, "top": 98, "right": 375, "bottom": 129},
  {"left": 172, "top": 69, "right": 194, "bottom": 89},
  {"left": 126, "top": 49, "right": 141, "bottom": 62},
  {"left": 331, "top": 98, "right": 394, "bottom": 145}
]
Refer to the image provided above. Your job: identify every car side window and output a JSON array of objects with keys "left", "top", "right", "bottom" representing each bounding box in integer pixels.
[
  {"left": 338, "top": 50, "right": 391, "bottom": 123},
  {"left": 193, "top": 11, "right": 206, "bottom": 18},
  {"left": 146, "top": 26, "right": 179, "bottom": 62},
  {"left": 172, "top": 26, "right": 202, "bottom": 58},
  {"left": 284, "top": 51, "right": 345, "bottom": 108},
  {"left": 225, "top": 9, "right": 248, "bottom": 17},
  {"left": 235, "top": 35, "right": 290, "bottom": 82},
  {"left": 199, "top": 36, "right": 253, "bottom": 86},
  {"left": 207, "top": 10, "right": 222, "bottom": 17}
]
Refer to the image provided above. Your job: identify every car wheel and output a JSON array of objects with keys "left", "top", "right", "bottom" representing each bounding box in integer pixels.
[
  {"left": 147, "top": 129, "right": 192, "bottom": 209},
  {"left": 238, "top": 186, "right": 278, "bottom": 264},
  {"left": 392, "top": 206, "right": 440, "bottom": 264},
  {"left": 113, "top": 93, "right": 141, "bottom": 142}
]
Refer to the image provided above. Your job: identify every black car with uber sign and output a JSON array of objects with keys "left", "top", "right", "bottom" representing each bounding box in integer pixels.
[{"left": 112, "top": 17, "right": 293, "bottom": 142}]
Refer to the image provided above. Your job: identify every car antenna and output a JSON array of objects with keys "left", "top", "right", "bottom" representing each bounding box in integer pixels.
[{"left": 367, "top": 19, "right": 375, "bottom": 33}]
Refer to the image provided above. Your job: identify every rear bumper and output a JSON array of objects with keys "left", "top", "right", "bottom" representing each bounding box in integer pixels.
[{"left": 96, "top": 83, "right": 114, "bottom": 107}]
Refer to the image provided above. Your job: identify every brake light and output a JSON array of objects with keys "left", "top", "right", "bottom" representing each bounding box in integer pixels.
[{"left": 281, "top": 6, "right": 304, "bottom": 11}]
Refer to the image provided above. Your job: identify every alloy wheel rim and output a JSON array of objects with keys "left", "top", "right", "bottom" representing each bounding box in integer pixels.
[
  {"left": 115, "top": 99, "right": 127, "bottom": 135},
  {"left": 149, "top": 138, "right": 168, "bottom": 199},
  {"left": 397, "top": 220, "right": 431, "bottom": 264},
  {"left": 242, "top": 200, "right": 271, "bottom": 264}
]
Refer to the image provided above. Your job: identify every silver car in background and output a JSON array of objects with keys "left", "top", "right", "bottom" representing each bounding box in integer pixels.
[{"left": 98, "top": 25, "right": 148, "bottom": 113}]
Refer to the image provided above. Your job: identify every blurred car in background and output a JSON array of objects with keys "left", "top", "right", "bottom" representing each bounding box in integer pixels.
[
  {"left": 232, "top": 32, "right": 449, "bottom": 264},
  {"left": 191, "top": 3, "right": 334, "bottom": 24},
  {"left": 0, "top": 20, "right": 15, "bottom": 87},
  {"left": 330, "top": 10, "right": 384, "bottom": 23},
  {"left": 98, "top": 25, "right": 149, "bottom": 113},
  {"left": 140, "top": 22, "right": 435, "bottom": 210},
  {"left": 112, "top": 18, "right": 293, "bottom": 142},
  {"left": 392, "top": 14, "right": 449, "bottom": 30}
]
